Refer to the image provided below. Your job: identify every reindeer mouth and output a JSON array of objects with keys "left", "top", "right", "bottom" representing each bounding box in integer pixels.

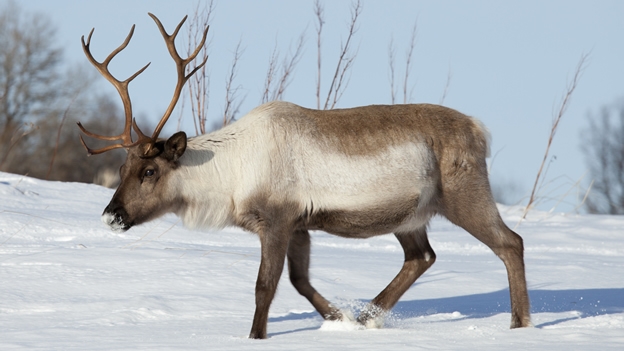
[{"left": 101, "top": 212, "right": 132, "bottom": 232}]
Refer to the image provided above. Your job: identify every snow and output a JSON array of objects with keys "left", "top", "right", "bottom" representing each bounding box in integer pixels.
[{"left": 1, "top": 171, "right": 623, "bottom": 350}]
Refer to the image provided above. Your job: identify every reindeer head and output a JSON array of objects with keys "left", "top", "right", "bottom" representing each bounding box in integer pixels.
[
  {"left": 101, "top": 131, "right": 187, "bottom": 232},
  {"left": 78, "top": 13, "right": 208, "bottom": 232}
]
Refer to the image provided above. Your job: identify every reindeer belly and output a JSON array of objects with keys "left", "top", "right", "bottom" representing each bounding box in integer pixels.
[
  {"left": 297, "top": 143, "right": 437, "bottom": 237},
  {"left": 304, "top": 196, "right": 431, "bottom": 238}
]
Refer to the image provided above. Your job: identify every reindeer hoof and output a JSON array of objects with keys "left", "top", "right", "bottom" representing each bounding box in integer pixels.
[
  {"left": 510, "top": 316, "right": 533, "bottom": 329},
  {"left": 357, "top": 308, "right": 386, "bottom": 329}
]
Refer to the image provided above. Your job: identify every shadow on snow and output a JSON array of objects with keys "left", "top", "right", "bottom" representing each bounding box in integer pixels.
[
  {"left": 269, "top": 288, "right": 624, "bottom": 332},
  {"left": 391, "top": 287, "right": 624, "bottom": 328}
]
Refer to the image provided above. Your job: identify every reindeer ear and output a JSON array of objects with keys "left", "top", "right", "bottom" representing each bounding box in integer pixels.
[{"left": 163, "top": 131, "right": 187, "bottom": 162}]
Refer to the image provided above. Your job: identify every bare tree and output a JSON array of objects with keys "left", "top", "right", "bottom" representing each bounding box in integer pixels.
[
  {"left": 183, "top": 0, "right": 214, "bottom": 135},
  {"left": 262, "top": 44, "right": 280, "bottom": 104},
  {"left": 387, "top": 37, "right": 397, "bottom": 104},
  {"left": 261, "top": 32, "right": 305, "bottom": 104},
  {"left": 181, "top": 1, "right": 305, "bottom": 130},
  {"left": 181, "top": 1, "right": 252, "bottom": 130},
  {"left": 402, "top": 22, "right": 417, "bottom": 104},
  {"left": 222, "top": 40, "right": 245, "bottom": 126},
  {"left": 0, "top": 1, "right": 62, "bottom": 169},
  {"left": 314, "top": 0, "right": 324, "bottom": 109},
  {"left": 583, "top": 99, "right": 624, "bottom": 214},
  {"left": 315, "top": 0, "right": 362, "bottom": 110},
  {"left": 388, "top": 21, "right": 418, "bottom": 104},
  {"left": 43, "top": 93, "right": 127, "bottom": 183},
  {"left": 0, "top": 2, "right": 126, "bottom": 184}
]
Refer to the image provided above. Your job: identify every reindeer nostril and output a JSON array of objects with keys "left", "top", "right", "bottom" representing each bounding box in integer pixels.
[
  {"left": 101, "top": 206, "right": 131, "bottom": 232},
  {"left": 101, "top": 212, "right": 115, "bottom": 225}
]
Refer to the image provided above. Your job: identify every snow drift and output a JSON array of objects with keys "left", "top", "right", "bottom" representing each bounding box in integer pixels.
[{"left": 1, "top": 172, "right": 623, "bottom": 350}]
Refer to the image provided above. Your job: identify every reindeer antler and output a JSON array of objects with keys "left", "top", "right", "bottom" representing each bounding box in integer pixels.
[
  {"left": 145, "top": 12, "right": 209, "bottom": 154},
  {"left": 77, "top": 25, "right": 151, "bottom": 155},
  {"left": 78, "top": 13, "right": 209, "bottom": 156}
]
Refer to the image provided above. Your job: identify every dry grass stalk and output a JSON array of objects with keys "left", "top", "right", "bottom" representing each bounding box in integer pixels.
[{"left": 520, "top": 53, "right": 589, "bottom": 220}]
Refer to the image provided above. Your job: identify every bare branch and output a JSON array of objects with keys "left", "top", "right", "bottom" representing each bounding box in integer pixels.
[
  {"left": 402, "top": 21, "right": 417, "bottom": 104},
  {"left": 520, "top": 53, "right": 589, "bottom": 221},
  {"left": 184, "top": 0, "right": 214, "bottom": 135},
  {"left": 47, "top": 92, "right": 79, "bottom": 179},
  {"left": 324, "top": 0, "right": 362, "bottom": 110},
  {"left": 0, "top": 123, "right": 37, "bottom": 170},
  {"left": 438, "top": 65, "right": 452, "bottom": 105},
  {"left": 388, "top": 37, "right": 397, "bottom": 104},
  {"left": 261, "top": 42, "right": 279, "bottom": 104},
  {"left": 273, "top": 32, "right": 305, "bottom": 101},
  {"left": 330, "top": 52, "right": 356, "bottom": 109},
  {"left": 262, "top": 32, "right": 305, "bottom": 103},
  {"left": 223, "top": 40, "right": 245, "bottom": 126},
  {"left": 314, "top": 0, "right": 324, "bottom": 109},
  {"left": 388, "top": 21, "right": 417, "bottom": 105}
]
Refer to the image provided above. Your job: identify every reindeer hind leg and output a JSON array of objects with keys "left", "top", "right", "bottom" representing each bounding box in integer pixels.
[
  {"left": 440, "top": 175, "right": 531, "bottom": 328},
  {"left": 287, "top": 229, "right": 342, "bottom": 320}
]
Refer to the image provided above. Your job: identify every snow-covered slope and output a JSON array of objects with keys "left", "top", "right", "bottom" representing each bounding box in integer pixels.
[{"left": 1, "top": 172, "right": 623, "bottom": 350}]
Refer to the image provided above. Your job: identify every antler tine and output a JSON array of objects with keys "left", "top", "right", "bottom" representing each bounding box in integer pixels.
[
  {"left": 78, "top": 134, "right": 126, "bottom": 156},
  {"left": 78, "top": 25, "right": 151, "bottom": 154},
  {"left": 147, "top": 13, "right": 210, "bottom": 146}
]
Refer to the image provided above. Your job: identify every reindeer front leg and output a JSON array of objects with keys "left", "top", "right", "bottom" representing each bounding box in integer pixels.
[{"left": 249, "top": 224, "right": 291, "bottom": 339}]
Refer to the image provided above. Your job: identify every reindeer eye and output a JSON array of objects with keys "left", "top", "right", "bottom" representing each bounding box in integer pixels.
[{"left": 144, "top": 169, "right": 155, "bottom": 177}]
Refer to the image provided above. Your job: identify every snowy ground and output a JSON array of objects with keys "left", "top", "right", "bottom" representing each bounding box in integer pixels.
[{"left": 1, "top": 171, "right": 623, "bottom": 350}]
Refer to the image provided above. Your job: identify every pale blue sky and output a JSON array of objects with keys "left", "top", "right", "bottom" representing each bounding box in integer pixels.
[{"left": 13, "top": 0, "right": 624, "bottom": 211}]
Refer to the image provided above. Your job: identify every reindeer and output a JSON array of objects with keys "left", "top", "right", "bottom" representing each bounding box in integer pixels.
[{"left": 78, "top": 13, "right": 531, "bottom": 339}]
